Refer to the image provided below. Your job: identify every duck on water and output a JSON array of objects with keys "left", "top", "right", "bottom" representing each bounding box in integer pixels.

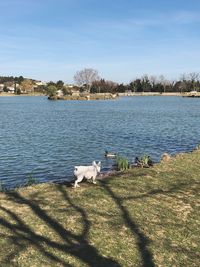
[{"left": 104, "top": 150, "right": 117, "bottom": 158}]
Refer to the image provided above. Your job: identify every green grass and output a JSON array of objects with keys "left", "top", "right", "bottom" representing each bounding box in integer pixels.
[{"left": 0, "top": 150, "right": 199, "bottom": 266}]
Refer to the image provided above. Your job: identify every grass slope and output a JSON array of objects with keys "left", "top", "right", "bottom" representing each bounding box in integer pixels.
[{"left": 0, "top": 150, "right": 199, "bottom": 267}]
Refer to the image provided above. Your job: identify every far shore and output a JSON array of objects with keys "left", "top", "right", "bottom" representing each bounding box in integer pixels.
[
  {"left": 118, "top": 92, "right": 200, "bottom": 96},
  {"left": 1, "top": 92, "right": 200, "bottom": 98},
  {"left": 0, "top": 92, "right": 45, "bottom": 97}
]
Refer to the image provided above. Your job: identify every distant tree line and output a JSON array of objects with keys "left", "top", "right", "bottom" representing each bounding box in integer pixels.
[
  {"left": 132, "top": 73, "right": 200, "bottom": 93},
  {"left": 0, "top": 75, "right": 24, "bottom": 84},
  {"left": 74, "top": 69, "right": 200, "bottom": 94},
  {"left": 0, "top": 76, "right": 36, "bottom": 94},
  {"left": 89, "top": 73, "right": 200, "bottom": 94},
  {"left": 0, "top": 76, "right": 75, "bottom": 96},
  {"left": 1, "top": 71, "right": 200, "bottom": 96}
]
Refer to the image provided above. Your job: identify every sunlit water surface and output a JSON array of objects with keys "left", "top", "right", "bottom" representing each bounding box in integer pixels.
[{"left": 0, "top": 96, "right": 199, "bottom": 188}]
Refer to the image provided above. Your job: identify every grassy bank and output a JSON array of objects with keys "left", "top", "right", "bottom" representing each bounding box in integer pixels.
[{"left": 0, "top": 150, "right": 199, "bottom": 266}]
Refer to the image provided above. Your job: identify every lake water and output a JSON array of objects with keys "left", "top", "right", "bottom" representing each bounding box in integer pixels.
[{"left": 0, "top": 96, "right": 200, "bottom": 189}]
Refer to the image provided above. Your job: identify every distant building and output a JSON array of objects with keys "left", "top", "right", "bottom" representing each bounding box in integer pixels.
[
  {"left": 71, "top": 91, "right": 80, "bottom": 96},
  {"left": 35, "top": 81, "right": 47, "bottom": 86},
  {"left": 57, "top": 90, "right": 64, "bottom": 97},
  {"left": 70, "top": 86, "right": 80, "bottom": 96},
  {"left": 125, "top": 90, "right": 132, "bottom": 96},
  {"left": 64, "top": 84, "right": 74, "bottom": 88},
  {"left": 7, "top": 86, "right": 15, "bottom": 93},
  {"left": 0, "top": 84, "right": 4, "bottom": 93},
  {"left": 189, "top": 90, "right": 197, "bottom": 94}
]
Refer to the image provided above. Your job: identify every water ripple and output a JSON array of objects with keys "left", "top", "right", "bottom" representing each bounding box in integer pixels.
[{"left": 0, "top": 96, "right": 200, "bottom": 189}]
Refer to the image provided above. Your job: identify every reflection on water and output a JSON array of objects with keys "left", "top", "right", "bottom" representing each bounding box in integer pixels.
[{"left": 0, "top": 96, "right": 199, "bottom": 188}]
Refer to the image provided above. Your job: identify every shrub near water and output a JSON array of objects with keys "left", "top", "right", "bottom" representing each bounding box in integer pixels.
[
  {"left": 25, "top": 174, "right": 37, "bottom": 187},
  {"left": 139, "top": 154, "right": 153, "bottom": 167},
  {"left": 116, "top": 156, "right": 129, "bottom": 171},
  {"left": 0, "top": 181, "right": 6, "bottom": 192}
]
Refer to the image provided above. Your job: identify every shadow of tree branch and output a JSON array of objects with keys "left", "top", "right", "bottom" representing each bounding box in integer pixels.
[
  {"left": 99, "top": 180, "right": 156, "bottom": 267},
  {"left": 120, "top": 180, "right": 199, "bottom": 202},
  {"left": 0, "top": 189, "right": 121, "bottom": 267}
]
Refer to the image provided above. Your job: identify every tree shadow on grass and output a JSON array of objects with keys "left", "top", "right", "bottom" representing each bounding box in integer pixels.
[
  {"left": 121, "top": 180, "right": 200, "bottom": 202},
  {"left": 1, "top": 178, "right": 194, "bottom": 266},
  {"left": 98, "top": 176, "right": 200, "bottom": 267},
  {"left": 0, "top": 188, "right": 121, "bottom": 267},
  {"left": 99, "top": 179, "right": 156, "bottom": 267}
]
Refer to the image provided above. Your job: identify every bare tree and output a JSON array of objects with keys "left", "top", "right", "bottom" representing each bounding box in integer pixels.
[
  {"left": 188, "top": 72, "right": 200, "bottom": 82},
  {"left": 149, "top": 75, "right": 157, "bottom": 89},
  {"left": 180, "top": 73, "right": 187, "bottom": 82},
  {"left": 188, "top": 72, "right": 200, "bottom": 92},
  {"left": 91, "top": 79, "right": 118, "bottom": 93},
  {"left": 74, "top": 68, "right": 100, "bottom": 92},
  {"left": 159, "top": 75, "right": 170, "bottom": 93},
  {"left": 179, "top": 73, "right": 188, "bottom": 93}
]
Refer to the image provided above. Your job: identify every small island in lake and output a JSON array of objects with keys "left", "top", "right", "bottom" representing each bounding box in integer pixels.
[{"left": 48, "top": 93, "right": 118, "bottom": 101}]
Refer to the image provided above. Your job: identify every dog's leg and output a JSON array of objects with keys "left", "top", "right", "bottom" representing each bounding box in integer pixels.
[
  {"left": 74, "top": 175, "right": 83, "bottom": 188},
  {"left": 74, "top": 180, "right": 80, "bottom": 188},
  {"left": 92, "top": 176, "right": 97, "bottom": 184}
]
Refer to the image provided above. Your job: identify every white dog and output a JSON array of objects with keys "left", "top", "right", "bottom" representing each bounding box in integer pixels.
[{"left": 74, "top": 161, "right": 101, "bottom": 188}]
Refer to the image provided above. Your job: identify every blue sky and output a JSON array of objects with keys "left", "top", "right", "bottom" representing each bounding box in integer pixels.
[{"left": 0, "top": 0, "right": 200, "bottom": 83}]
